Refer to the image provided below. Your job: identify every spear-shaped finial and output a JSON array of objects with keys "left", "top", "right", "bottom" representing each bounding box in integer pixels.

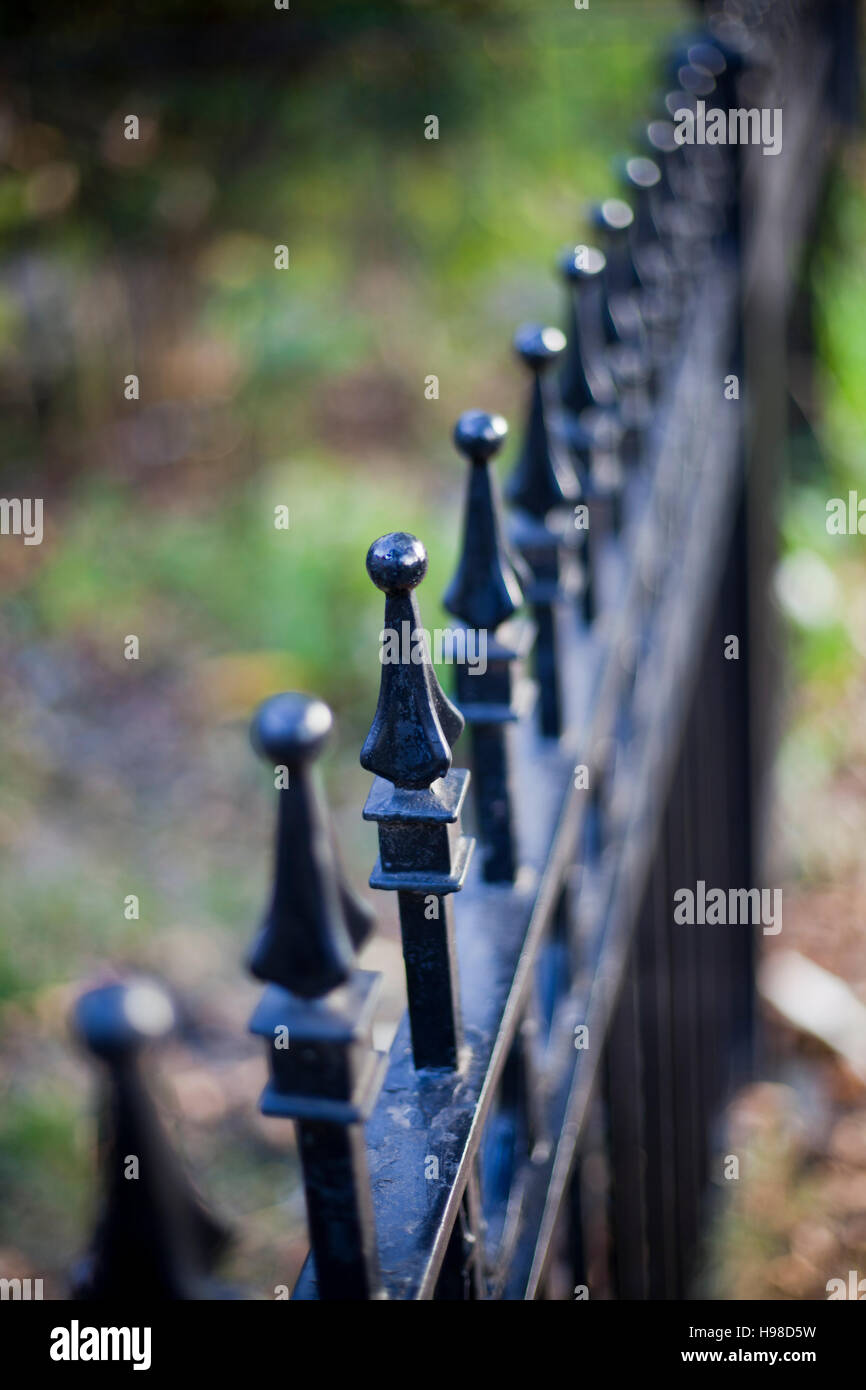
[
  {"left": 661, "top": 88, "right": 722, "bottom": 214},
  {"left": 591, "top": 197, "right": 642, "bottom": 299},
  {"left": 443, "top": 410, "right": 524, "bottom": 632},
  {"left": 662, "top": 67, "right": 737, "bottom": 244},
  {"left": 247, "top": 693, "right": 386, "bottom": 1300},
  {"left": 249, "top": 692, "right": 373, "bottom": 999},
  {"left": 558, "top": 245, "right": 617, "bottom": 421},
  {"left": 71, "top": 978, "right": 230, "bottom": 1301},
  {"left": 617, "top": 157, "right": 669, "bottom": 272},
  {"left": 589, "top": 198, "right": 654, "bottom": 461},
  {"left": 641, "top": 118, "right": 708, "bottom": 281},
  {"left": 506, "top": 327, "right": 580, "bottom": 739},
  {"left": 614, "top": 156, "right": 680, "bottom": 371},
  {"left": 506, "top": 324, "right": 577, "bottom": 521},
  {"left": 362, "top": 532, "right": 474, "bottom": 1069},
  {"left": 443, "top": 410, "right": 535, "bottom": 882},
  {"left": 555, "top": 246, "right": 627, "bottom": 610},
  {"left": 360, "top": 532, "right": 464, "bottom": 791}
]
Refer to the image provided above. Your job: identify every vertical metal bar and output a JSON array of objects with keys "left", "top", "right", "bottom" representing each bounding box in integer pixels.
[
  {"left": 433, "top": 1192, "right": 479, "bottom": 1301},
  {"left": 567, "top": 1155, "right": 588, "bottom": 1298},
  {"left": 464, "top": 1165, "right": 488, "bottom": 1299},
  {"left": 581, "top": 517, "right": 597, "bottom": 626},
  {"left": 506, "top": 325, "right": 576, "bottom": 742},
  {"left": 721, "top": 490, "right": 756, "bottom": 1090},
  {"left": 361, "top": 532, "right": 475, "bottom": 1072},
  {"left": 665, "top": 750, "right": 700, "bottom": 1295},
  {"left": 444, "top": 410, "right": 532, "bottom": 883},
  {"left": 684, "top": 692, "right": 713, "bottom": 1263},
  {"left": 701, "top": 586, "right": 731, "bottom": 1129},
  {"left": 533, "top": 599, "right": 562, "bottom": 738},
  {"left": 603, "top": 947, "right": 648, "bottom": 1299},
  {"left": 470, "top": 722, "right": 519, "bottom": 883},
  {"left": 247, "top": 693, "right": 385, "bottom": 1303},
  {"left": 536, "top": 883, "right": 572, "bottom": 1042},
  {"left": 582, "top": 1093, "right": 614, "bottom": 1299},
  {"left": 297, "top": 1122, "right": 383, "bottom": 1301},
  {"left": 397, "top": 891, "right": 462, "bottom": 1071},
  {"left": 637, "top": 840, "right": 679, "bottom": 1298}
]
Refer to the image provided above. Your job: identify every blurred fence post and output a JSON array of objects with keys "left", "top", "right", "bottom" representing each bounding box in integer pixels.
[{"left": 248, "top": 693, "right": 386, "bottom": 1300}]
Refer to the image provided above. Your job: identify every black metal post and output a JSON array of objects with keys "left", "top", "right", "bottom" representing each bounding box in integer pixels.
[
  {"left": 506, "top": 324, "right": 577, "bottom": 739},
  {"left": 443, "top": 409, "right": 535, "bottom": 882},
  {"left": 248, "top": 692, "right": 386, "bottom": 1300},
  {"left": 361, "top": 531, "right": 474, "bottom": 1070}
]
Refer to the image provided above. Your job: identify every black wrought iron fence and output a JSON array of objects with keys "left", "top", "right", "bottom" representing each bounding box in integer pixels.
[{"left": 69, "top": 1, "right": 856, "bottom": 1302}]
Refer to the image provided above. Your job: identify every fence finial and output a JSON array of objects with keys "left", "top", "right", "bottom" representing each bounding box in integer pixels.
[
  {"left": 71, "top": 978, "right": 230, "bottom": 1300},
  {"left": 362, "top": 531, "right": 473, "bottom": 1070},
  {"left": 443, "top": 410, "right": 524, "bottom": 631},
  {"left": 444, "top": 410, "right": 535, "bottom": 881},
  {"left": 617, "top": 157, "right": 665, "bottom": 259},
  {"left": 506, "top": 324, "right": 577, "bottom": 520},
  {"left": 615, "top": 156, "right": 681, "bottom": 373},
  {"left": 558, "top": 245, "right": 617, "bottom": 420},
  {"left": 592, "top": 196, "right": 641, "bottom": 296},
  {"left": 361, "top": 531, "right": 464, "bottom": 790},
  {"left": 590, "top": 200, "right": 652, "bottom": 368},
  {"left": 248, "top": 693, "right": 386, "bottom": 1300},
  {"left": 249, "top": 692, "right": 373, "bottom": 998},
  {"left": 506, "top": 327, "right": 579, "bottom": 738},
  {"left": 590, "top": 199, "right": 653, "bottom": 475}
]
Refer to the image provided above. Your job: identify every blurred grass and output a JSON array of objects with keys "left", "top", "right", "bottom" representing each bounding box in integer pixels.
[{"left": 778, "top": 162, "right": 866, "bottom": 691}]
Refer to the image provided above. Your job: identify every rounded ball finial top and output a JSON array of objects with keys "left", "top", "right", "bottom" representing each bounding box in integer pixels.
[
  {"left": 366, "top": 531, "right": 428, "bottom": 594},
  {"left": 559, "top": 243, "right": 606, "bottom": 283},
  {"left": 664, "top": 88, "right": 698, "bottom": 119},
  {"left": 74, "top": 979, "right": 176, "bottom": 1061},
  {"left": 621, "top": 156, "right": 661, "bottom": 192},
  {"left": 514, "top": 323, "right": 566, "bottom": 371},
  {"left": 252, "top": 692, "right": 333, "bottom": 766},
  {"left": 666, "top": 34, "right": 725, "bottom": 81},
  {"left": 592, "top": 198, "right": 634, "bottom": 236},
  {"left": 688, "top": 40, "right": 726, "bottom": 77},
  {"left": 453, "top": 409, "right": 508, "bottom": 465},
  {"left": 677, "top": 63, "right": 715, "bottom": 97},
  {"left": 645, "top": 119, "right": 678, "bottom": 155}
]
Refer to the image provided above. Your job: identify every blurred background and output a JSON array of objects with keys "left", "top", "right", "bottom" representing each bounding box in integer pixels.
[{"left": 0, "top": 0, "right": 864, "bottom": 1298}]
